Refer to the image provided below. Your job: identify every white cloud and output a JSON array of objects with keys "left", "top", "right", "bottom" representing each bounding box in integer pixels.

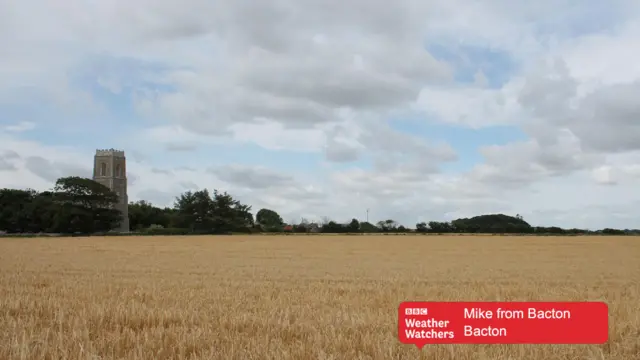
[
  {"left": 229, "top": 120, "right": 328, "bottom": 153},
  {"left": 558, "top": 22, "right": 640, "bottom": 85},
  {"left": 414, "top": 80, "right": 525, "bottom": 128},
  {"left": 3, "top": 121, "right": 35, "bottom": 132},
  {"left": 1, "top": 0, "right": 640, "bottom": 229},
  {"left": 592, "top": 166, "right": 617, "bottom": 185}
]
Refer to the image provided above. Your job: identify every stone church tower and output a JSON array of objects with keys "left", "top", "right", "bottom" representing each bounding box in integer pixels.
[{"left": 92, "top": 149, "right": 129, "bottom": 232}]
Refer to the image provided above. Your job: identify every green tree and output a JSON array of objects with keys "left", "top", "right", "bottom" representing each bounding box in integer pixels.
[
  {"left": 359, "top": 221, "right": 379, "bottom": 233},
  {"left": 416, "top": 222, "right": 428, "bottom": 233},
  {"left": 0, "top": 188, "right": 38, "bottom": 233},
  {"left": 321, "top": 221, "right": 345, "bottom": 233},
  {"left": 211, "top": 190, "right": 253, "bottom": 233},
  {"left": 25, "top": 191, "right": 58, "bottom": 233},
  {"left": 256, "top": 208, "right": 284, "bottom": 232},
  {"left": 53, "top": 176, "right": 122, "bottom": 233},
  {"left": 377, "top": 219, "right": 398, "bottom": 232},
  {"left": 173, "top": 190, "right": 215, "bottom": 231},
  {"left": 428, "top": 221, "right": 453, "bottom": 233},
  {"left": 128, "top": 200, "right": 172, "bottom": 230},
  {"left": 347, "top": 218, "right": 360, "bottom": 232},
  {"left": 174, "top": 189, "right": 253, "bottom": 233},
  {"left": 450, "top": 214, "right": 532, "bottom": 234}
]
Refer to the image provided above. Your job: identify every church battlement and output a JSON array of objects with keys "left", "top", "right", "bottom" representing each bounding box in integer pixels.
[{"left": 95, "top": 148, "right": 125, "bottom": 157}]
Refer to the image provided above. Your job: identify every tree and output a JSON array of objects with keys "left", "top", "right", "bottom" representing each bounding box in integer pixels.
[
  {"left": 321, "top": 221, "right": 345, "bottom": 233},
  {"left": 416, "top": 222, "right": 429, "bottom": 233},
  {"left": 54, "top": 177, "right": 118, "bottom": 208},
  {"left": 128, "top": 200, "right": 172, "bottom": 230},
  {"left": 377, "top": 219, "right": 398, "bottom": 232},
  {"left": 450, "top": 214, "right": 532, "bottom": 234},
  {"left": 174, "top": 189, "right": 253, "bottom": 233},
  {"left": 173, "top": 189, "right": 216, "bottom": 231},
  {"left": 602, "top": 228, "right": 625, "bottom": 235},
  {"left": 211, "top": 190, "right": 253, "bottom": 233},
  {"left": 0, "top": 188, "right": 39, "bottom": 233},
  {"left": 25, "top": 191, "right": 58, "bottom": 233},
  {"left": 347, "top": 218, "right": 360, "bottom": 232},
  {"left": 256, "top": 208, "right": 284, "bottom": 232},
  {"left": 359, "top": 222, "right": 379, "bottom": 233},
  {"left": 53, "top": 176, "right": 121, "bottom": 233},
  {"left": 428, "top": 221, "right": 453, "bottom": 233}
]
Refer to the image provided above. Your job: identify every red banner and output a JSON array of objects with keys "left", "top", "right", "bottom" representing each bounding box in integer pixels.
[{"left": 398, "top": 301, "right": 608, "bottom": 347}]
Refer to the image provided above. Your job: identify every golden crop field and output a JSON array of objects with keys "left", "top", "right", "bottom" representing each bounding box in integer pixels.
[{"left": 1, "top": 235, "right": 639, "bottom": 360}]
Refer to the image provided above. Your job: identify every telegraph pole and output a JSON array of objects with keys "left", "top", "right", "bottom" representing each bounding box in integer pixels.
[{"left": 366, "top": 208, "right": 369, "bottom": 223}]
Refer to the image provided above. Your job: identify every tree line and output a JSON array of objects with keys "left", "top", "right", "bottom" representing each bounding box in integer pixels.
[{"left": 0, "top": 176, "right": 636, "bottom": 235}]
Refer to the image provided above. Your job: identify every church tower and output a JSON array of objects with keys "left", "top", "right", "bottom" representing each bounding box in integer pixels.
[{"left": 93, "top": 149, "right": 129, "bottom": 232}]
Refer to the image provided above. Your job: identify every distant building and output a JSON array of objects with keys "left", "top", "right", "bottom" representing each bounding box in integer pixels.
[
  {"left": 308, "top": 223, "right": 321, "bottom": 233},
  {"left": 92, "top": 149, "right": 129, "bottom": 232}
]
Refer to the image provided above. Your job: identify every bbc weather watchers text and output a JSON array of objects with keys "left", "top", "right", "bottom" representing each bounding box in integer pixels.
[{"left": 398, "top": 302, "right": 608, "bottom": 347}]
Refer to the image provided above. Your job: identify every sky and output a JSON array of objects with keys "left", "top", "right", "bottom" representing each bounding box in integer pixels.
[{"left": 2, "top": 0, "right": 640, "bottom": 230}]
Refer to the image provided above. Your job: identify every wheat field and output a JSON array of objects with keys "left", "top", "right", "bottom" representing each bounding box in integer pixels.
[{"left": 1, "top": 235, "right": 639, "bottom": 360}]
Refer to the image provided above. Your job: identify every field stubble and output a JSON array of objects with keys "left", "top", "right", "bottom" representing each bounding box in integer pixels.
[{"left": 1, "top": 235, "right": 639, "bottom": 360}]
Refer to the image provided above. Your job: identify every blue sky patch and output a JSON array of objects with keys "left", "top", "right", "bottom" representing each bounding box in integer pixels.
[{"left": 427, "top": 43, "right": 518, "bottom": 88}]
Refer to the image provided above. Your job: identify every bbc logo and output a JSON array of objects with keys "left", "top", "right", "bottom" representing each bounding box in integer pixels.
[{"left": 405, "top": 308, "right": 428, "bottom": 316}]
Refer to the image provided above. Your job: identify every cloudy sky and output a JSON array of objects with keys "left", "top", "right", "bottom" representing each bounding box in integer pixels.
[{"left": 2, "top": 0, "right": 640, "bottom": 229}]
